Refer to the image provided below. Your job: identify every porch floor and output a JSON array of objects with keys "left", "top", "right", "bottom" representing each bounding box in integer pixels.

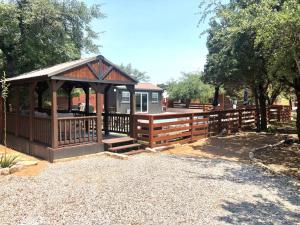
[{"left": 102, "top": 134, "right": 132, "bottom": 144}]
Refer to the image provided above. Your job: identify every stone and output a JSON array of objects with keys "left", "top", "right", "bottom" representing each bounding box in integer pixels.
[
  {"left": 16, "top": 161, "right": 38, "bottom": 167},
  {"left": 145, "top": 148, "right": 157, "bottom": 153},
  {"left": 9, "top": 165, "right": 23, "bottom": 174},
  {"left": 0, "top": 167, "right": 10, "bottom": 175},
  {"left": 104, "top": 152, "right": 128, "bottom": 160}
]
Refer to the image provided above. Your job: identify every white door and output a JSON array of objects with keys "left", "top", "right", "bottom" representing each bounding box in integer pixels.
[{"left": 136, "top": 92, "right": 148, "bottom": 113}]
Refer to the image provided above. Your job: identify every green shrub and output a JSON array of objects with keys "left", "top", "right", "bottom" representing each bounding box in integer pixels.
[{"left": 0, "top": 154, "right": 18, "bottom": 168}]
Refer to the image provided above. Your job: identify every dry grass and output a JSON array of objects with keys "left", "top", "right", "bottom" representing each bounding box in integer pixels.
[
  {"left": 254, "top": 144, "right": 300, "bottom": 179},
  {"left": 163, "top": 132, "right": 284, "bottom": 162}
]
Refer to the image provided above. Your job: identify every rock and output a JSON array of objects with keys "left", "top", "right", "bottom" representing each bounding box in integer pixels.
[
  {"left": 104, "top": 152, "right": 128, "bottom": 160},
  {"left": 9, "top": 165, "right": 23, "bottom": 173},
  {"left": 145, "top": 148, "right": 157, "bottom": 153},
  {"left": 0, "top": 167, "right": 10, "bottom": 175},
  {"left": 16, "top": 161, "right": 38, "bottom": 167}
]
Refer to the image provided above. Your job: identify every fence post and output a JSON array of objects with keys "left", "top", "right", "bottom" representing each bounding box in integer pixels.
[
  {"left": 190, "top": 113, "right": 194, "bottom": 142},
  {"left": 132, "top": 115, "right": 137, "bottom": 139},
  {"left": 149, "top": 115, "right": 154, "bottom": 148},
  {"left": 277, "top": 106, "right": 282, "bottom": 122},
  {"left": 218, "top": 111, "right": 222, "bottom": 134},
  {"left": 238, "top": 109, "right": 242, "bottom": 130}
]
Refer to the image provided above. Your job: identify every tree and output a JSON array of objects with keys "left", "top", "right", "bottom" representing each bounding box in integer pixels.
[
  {"left": 167, "top": 72, "right": 214, "bottom": 103},
  {"left": 200, "top": 0, "right": 282, "bottom": 131},
  {"left": 252, "top": 0, "right": 300, "bottom": 140},
  {"left": 119, "top": 63, "right": 150, "bottom": 82},
  {"left": 1, "top": 72, "right": 9, "bottom": 150},
  {"left": 0, "top": 0, "right": 104, "bottom": 76}
]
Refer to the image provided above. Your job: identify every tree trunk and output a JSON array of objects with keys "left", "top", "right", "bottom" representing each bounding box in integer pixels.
[
  {"left": 296, "top": 89, "right": 300, "bottom": 142},
  {"left": 258, "top": 84, "right": 268, "bottom": 131},
  {"left": 4, "top": 52, "right": 15, "bottom": 77},
  {"left": 254, "top": 86, "right": 261, "bottom": 131},
  {"left": 213, "top": 86, "right": 219, "bottom": 107}
]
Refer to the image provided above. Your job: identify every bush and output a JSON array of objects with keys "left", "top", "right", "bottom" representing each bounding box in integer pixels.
[{"left": 0, "top": 154, "right": 18, "bottom": 168}]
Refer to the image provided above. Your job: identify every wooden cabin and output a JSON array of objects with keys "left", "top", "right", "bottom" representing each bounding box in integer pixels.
[{"left": 1, "top": 55, "right": 139, "bottom": 162}]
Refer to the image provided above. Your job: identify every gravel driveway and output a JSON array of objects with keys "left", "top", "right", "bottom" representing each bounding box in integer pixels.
[{"left": 0, "top": 153, "right": 299, "bottom": 225}]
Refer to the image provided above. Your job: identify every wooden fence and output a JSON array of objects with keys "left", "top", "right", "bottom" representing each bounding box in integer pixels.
[
  {"left": 170, "top": 102, "right": 213, "bottom": 111},
  {"left": 133, "top": 106, "right": 289, "bottom": 148},
  {"left": 267, "top": 105, "right": 291, "bottom": 123}
]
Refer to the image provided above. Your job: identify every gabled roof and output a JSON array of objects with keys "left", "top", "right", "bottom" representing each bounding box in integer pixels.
[
  {"left": 7, "top": 55, "right": 138, "bottom": 84},
  {"left": 118, "top": 83, "right": 163, "bottom": 92}
]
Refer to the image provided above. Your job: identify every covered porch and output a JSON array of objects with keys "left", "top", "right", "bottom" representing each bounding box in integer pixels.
[{"left": 3, "top": 55, "right": 138, "bottom": 161}]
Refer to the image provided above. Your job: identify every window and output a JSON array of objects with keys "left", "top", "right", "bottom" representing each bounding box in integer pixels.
[
  {"left": 152, "top": 92, "right": 159, "bottom": 103},
  {"left": 121, "top": 91, "right": 130, "bottom": 103}
]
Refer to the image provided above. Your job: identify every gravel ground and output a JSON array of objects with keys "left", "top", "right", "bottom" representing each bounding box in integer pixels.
[{"left": 0, "top": 153, "right": 300, "bottom": 225}]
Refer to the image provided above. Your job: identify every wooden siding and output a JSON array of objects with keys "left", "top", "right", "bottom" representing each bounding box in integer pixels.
[
  {"left": 62, "top": 65, "right": 98, "bottom": 80},
  {"left": 104, "top": 68, "right": 132, "bottom": 82},
  {"left": 90, "top": 61, "right": 100, "bottom": 75}
]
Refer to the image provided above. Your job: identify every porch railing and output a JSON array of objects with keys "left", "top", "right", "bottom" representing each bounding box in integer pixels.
[
  {"left": 103, "top": 113, "right": 130, "bottom": 134},
  {"left": 58, "top": 116, "right": 97, "bottom": 146},
  {"left": 33, "top": 117, "right": 51, "bottom": 145}
]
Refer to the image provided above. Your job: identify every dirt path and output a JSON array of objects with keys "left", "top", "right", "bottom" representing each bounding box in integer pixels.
[{"left": 163, "top": 132, "right": 284, "bottom": 162}]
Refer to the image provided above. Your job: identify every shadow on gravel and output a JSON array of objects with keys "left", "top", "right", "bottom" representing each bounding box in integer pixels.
[
  {"left": 219, "top": 196, "right": 300, "bottom": 225},
  {"left": 168, "top": 154, "right": 300, "bottom": 224}
]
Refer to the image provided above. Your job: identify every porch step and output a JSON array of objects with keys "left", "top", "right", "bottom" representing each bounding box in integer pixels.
[
  {"left": 103, "top": 137, "right": 135, "bottom": 145},
  {"left": 108, "top": 143, "right": 141, "bottom": 152},
  {"left": 124, "top": 149, "right": 146, "bottom": 156}
]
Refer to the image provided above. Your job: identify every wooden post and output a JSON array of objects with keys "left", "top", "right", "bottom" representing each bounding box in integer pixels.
[
  {"left": 29, "top": 82, "right": 36, "bottom": 143},
  {"left": 84, "top": 86, "right": 90, "bottom": 115},
  {"left": 15, "top": 85, "right": 20, "bottom": 137},
  {"left": 67, "top": 87, "right": 73, "bottom": 112},
  {"left": 104, "top": 85, "right": 111, "bottom": 135},
  {"left": 51, "top": 80, "right": 58, "bottom": 149},
  {"left": 218, "top": 111, "right": 222, "bottom": 134},
  {"left": 238, "top": 109, "right": 242, "bottom": 130},
  {"left": 277, "top": 106, "right": 282, "bottom": 122},
  {"left": 149, "top": 115, "right": 154, "bottom": 148},
  {"left": 127, "top": 85, "right": 136, "bottom": 137},
  {"left": 190, "top": 113, "right": 194, "bottom": 142},
  {"left": 96, "top": 89, "right": 103, "bottom": 143}
]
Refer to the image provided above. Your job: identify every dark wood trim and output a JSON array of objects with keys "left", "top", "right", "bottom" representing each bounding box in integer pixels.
[
  {"left": 51, "top": 76, "right": 136, "bottom": 85},
  {"left": 89, "top": 83, "right": 106, "bottom": 94},
  {"left": 29, "top": 82, "right": 37, "bottom": 143},
  {"left": 103, "top": 84, "right": 111, "bottom": 135},
  {"left": 87, "top": 62, "right": 100, "bottom": 79},
  {"left": 55, "top": 80, "right": 65, "bottom": 91},
  {"left": 51, "top": 80, "right": 58, "bottom": 149},
  {"left": 96, "top": 91, "right": 103, "bottom": 143},
  {"left": 127, "top": 85, "right": 136, "bottom": 137},
  {"left": 84, "top": 86, "right": 90, "bottom": 115},
  {"left": 101, "top": 66, "right": 114, "bottom": 80},
  {"left": 15, "top": 85, "right": 20, "bottom": 137},
  {"left": 8, "top": 76, "right": 50, "bottom": 85},
  {"left": 96, "top": 55, "right": 138, "bottom": 83}
]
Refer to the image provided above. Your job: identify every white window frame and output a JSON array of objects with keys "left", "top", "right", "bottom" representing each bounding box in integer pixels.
[
  {"left": 136, "top": 92, "right": 148, "bottom": 113},
  {"left": 121, "top": 91, "right": 130, "bottom": 103},
  {"left": 151, "top": 92, "right": 159, "bottom": 103}
]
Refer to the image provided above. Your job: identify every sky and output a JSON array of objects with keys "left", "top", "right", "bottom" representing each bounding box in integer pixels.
[{"left": 86, "top": 0, "right": 209, "bottom": 84}]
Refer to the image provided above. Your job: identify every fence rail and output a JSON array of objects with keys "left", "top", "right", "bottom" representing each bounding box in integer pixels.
[
  {"left": 170, "top": 102, "right": 213, "bottom": 111},
  {"left": 133, "top": 106, "right": 289, "bottom": 148}
]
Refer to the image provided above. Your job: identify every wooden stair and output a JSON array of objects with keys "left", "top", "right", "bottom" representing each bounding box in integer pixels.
[{"left": 103, "top": 137, "right": 141, "bottom": 154}]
